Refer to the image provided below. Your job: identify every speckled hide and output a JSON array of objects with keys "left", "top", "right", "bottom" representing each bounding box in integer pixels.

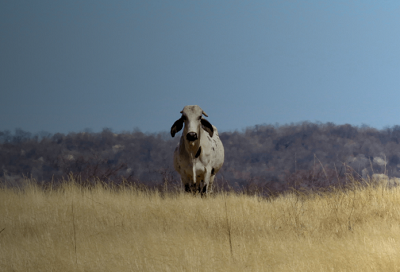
[{"left": 170, "top": 105, "right": 224, "bottom": 194}]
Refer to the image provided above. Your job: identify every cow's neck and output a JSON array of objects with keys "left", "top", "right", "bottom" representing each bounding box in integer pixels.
[
  {"left": 185, "top": 138, "right": 201, "bottom": 156},
  {"left": 185, "top": 130, "right": 203, "bottom": 160}
]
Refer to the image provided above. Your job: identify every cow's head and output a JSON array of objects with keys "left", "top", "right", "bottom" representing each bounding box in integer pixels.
[{"left": 170, "top": 105, "right": 214, "bottom": 140}]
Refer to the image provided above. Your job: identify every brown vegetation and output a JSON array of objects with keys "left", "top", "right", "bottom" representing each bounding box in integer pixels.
[{"left": 2, "top": 177, "right": 400, "bottom": 271}]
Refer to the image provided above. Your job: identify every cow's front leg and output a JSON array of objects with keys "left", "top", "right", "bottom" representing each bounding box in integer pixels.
[{"left": 202, "top": 166, "right": 212, "bottom": 196}]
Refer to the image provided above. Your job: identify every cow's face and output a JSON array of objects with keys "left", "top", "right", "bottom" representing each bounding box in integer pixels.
[
  {"left": 170, "top": 105, "right": 214, "bottom": 140},
  {"left": 181, "top": 105, "right": 204, "bottom": 142}
]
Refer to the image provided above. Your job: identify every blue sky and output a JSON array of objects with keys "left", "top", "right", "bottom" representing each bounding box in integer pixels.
[{"left": 1, "top": 1, "right": 400, "bottom": 134}]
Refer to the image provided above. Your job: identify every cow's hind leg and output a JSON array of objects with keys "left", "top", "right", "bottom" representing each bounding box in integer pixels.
[{"left": 208, "top": 174, "right": 216, "bottom": 194}]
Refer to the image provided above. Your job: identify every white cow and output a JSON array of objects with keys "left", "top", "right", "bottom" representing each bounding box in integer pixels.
[{"left": 171, "top": 105, "right": 224, "bottom": 194}]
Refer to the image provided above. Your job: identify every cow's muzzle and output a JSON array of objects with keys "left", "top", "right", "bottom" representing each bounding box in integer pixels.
[{"left": 186, "top": 132, "right": 198, "bottom": 141}]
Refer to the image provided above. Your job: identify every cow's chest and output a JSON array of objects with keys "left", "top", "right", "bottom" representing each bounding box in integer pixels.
[{"left": 181, "top": 159, "right": 206, "bottom": 177}]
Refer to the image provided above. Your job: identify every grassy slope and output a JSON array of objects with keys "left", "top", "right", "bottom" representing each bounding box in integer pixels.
[{"left": 1, "top": 180, "right": 400, "bottom": 271}]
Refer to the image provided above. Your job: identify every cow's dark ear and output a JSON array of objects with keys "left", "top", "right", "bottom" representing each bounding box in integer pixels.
[
  {"left": 201, "top": 119, "right": 214, "bottom": 137},
  {"left": 171, "top": 117, "right": 184, "bottom": 137}
]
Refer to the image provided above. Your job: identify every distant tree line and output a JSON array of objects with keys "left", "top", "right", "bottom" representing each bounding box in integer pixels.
[{"left": 2, "top": 122, "right": 400, "bottom": 194}]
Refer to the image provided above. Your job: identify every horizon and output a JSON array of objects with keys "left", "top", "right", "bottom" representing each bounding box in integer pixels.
[{"left": 1, "top": 120, "right": 399, "bottom": 138}]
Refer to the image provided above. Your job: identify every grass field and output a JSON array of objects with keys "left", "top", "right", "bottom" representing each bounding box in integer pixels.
[{"left": 2, "top": 178, "right": 400, "bottom": 271}]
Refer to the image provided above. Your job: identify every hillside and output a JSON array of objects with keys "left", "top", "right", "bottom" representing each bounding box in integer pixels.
[{"left": 2, "top": 122, "right": 400, "bottom": 193}]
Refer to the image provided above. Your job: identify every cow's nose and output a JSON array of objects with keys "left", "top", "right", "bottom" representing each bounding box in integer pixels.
[{"left": 186, "top": 132, "right": 198, "bottom": 141}]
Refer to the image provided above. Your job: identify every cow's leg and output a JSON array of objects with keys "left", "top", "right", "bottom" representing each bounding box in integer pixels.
[
  {"left": 208, "top": 174, "right": 216, "bottom": 194},
  {"left": 202, "top": 166, "right": 212, "bottom": 196},
  {"left": 184, "top": 183, "right": 191, "bottom": 193},
  {"left": 181, "top": 176, "right": 194, "bottom": 194},
  {"left": 200, "top": 180, "right": 207, "bottom": 195}
]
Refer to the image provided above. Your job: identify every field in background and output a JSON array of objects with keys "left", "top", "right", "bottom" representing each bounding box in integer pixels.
[{"left": 2, "top": 178, "right": 400, "bottom": 271}]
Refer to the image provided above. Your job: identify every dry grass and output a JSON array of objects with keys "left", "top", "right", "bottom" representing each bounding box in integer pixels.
[{"left": 2, "top": 178, "right": 400, "bottom": 271}]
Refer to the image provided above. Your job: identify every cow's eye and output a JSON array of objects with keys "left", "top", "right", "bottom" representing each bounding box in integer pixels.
[{"left": 198, "top": 116, "right": 202, "bottom": 120}]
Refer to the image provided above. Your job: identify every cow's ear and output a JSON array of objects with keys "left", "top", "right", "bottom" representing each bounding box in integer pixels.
[
  {"left": 201, "top": 119, "right": 214, "bottom": 137},
  {"left": 171, "top": 117, "right": 184, "bottom": 137}
]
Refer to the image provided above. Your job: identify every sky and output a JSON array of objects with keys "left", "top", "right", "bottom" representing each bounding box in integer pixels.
[{"left": 1, "top": 1, "right": 400, "bottom": 135}]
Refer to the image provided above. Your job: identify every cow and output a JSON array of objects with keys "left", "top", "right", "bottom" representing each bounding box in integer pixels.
[{"left": 170, "top": 105, "right": 224, "bottom": 195}]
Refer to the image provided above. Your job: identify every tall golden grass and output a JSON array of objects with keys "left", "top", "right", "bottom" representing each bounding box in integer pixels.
[{"left": 2, "top": 178, "right": 400, "bottom": 271}]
